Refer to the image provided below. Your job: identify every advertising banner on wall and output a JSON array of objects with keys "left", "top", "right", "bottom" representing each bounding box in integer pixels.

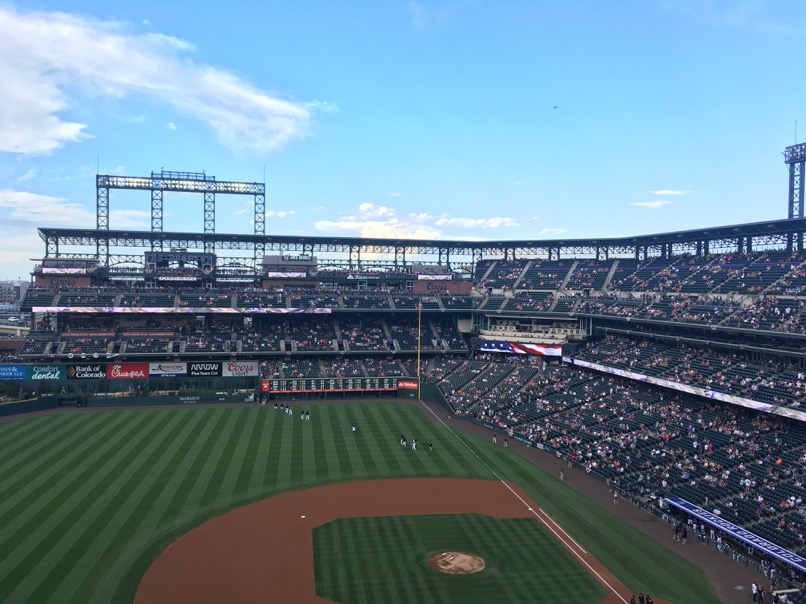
[
  {"left": 25, "top": 365, "right": 66, "bottom": 381},
  {"left": 107, "top": 363, "right": 149, "bottom": 380},
  {"left": 148, "top": 362, "right": 188, "bottom": 378},
  {"left": 222, "top": 361, "right": 259, "bottom": 377},
  {"left": 396, "top": 380, "right": 419, "bottom": 390},
  {"left": 0, "top": 365, "right": 25, "bottom": 381},
  {"left": 188, "top": 362, "right": 223, "bottom": 377},
  {"left": 66, "top": 364, "right": 107, "bottom": 380}
]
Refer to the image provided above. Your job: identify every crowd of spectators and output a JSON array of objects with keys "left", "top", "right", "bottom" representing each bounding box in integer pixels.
[
  {"left": 338, "top": 316, "right": 389, "bottom": 351},
  {"left": 576, "top": 336, "right": 806, "bottom": 408},
  {"left": 428, "top": 354, "right": 806, "bottom": 567}
]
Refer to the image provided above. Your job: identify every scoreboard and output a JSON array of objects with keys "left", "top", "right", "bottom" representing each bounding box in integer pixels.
[{"left": 261, "top": 377, "right": 399, "bottom": 393}]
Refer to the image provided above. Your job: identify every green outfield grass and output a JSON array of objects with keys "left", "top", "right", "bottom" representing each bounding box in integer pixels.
[
  {"left": 0, "top": 402, "right": 720, "bottom": 604},
  {"left": 314, "top": 514, "right": 606, "bottom": 603}
]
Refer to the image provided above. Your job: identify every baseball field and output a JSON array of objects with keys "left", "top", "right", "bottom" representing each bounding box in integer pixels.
[{"left": 0, "top": 400, "right": 720, "bottom": 603}]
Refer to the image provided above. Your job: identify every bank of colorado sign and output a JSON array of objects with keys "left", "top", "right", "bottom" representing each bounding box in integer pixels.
[
  {"left": 222, "top": 361, "right": 258, "bottom": 377},
  {"left": 188, "top": 362, "right": 222, "bottom": 377},
  {"left": 67, "top": 364, "right": 107, "bottom": 379},
  {"left": 107, "top": 363, "right": 148, "bottom": 380}
]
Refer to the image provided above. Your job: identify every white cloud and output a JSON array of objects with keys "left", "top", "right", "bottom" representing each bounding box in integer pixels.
[
  {"left": 305, "top": 100, "right": 338, "bottom": 113},
  {"left": 538, "top": 227, "right": 566, "bottom": 236},
  {"left": 0, "top": 231, "right": 50, "bottom": 280},
  {"left": 0, "top": 189, "right": 149, "bottom": 227},
  {"left": 166, "top": 122, "right": 177, "bottom": 130},
  {"left": 347, "top": 203, "right": 395, "bottom": 220},
  {"left": 265, "top": 210, "right": 294, "bottom": 218},
  {"left": 0, "top": 7, "right": 311, "bottom": 154},
  {"left": 315, "top": 217, "right": 441, "bottom": 240},
  {"left": 17, "top": 168, "right": 36, "bottom": 183},
  {"left": 630, "top": 200, "right": 671, "bottom": 208},
  {"left": 434, "top": 216, "right": 519, "bottom": 228},
  {"left": 109, "top": 209, "right": 152, "bottom": 227},
  {"left": 314, "top": 203, "right": 520, "bottom": 240},
  {"left": 387, "top": 192, "right": 402, "bottom": 197},
  {"left": 649, "top": 189, "right": 691, "bottom": 196}
]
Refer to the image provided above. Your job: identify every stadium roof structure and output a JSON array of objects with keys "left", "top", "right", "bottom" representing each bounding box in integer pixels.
[{"left": 37, "top": 216, "right": 806, "bottom": 271}]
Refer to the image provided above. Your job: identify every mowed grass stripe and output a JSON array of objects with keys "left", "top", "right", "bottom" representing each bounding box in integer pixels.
[
  {"left": 194, "top": 408, "right": 246, "bottom": 510},
  {"left": 380, "top": 516, "right": 428, "bottom": 604},
  {"left": 309, "top": 406, "right": 333, "bottom": 481},
  {"left": 178, "top": 408, "right": 242, "bottom": 516},
  {"left": 366, "top": 518, "right": 405, "bottom": 603},
  {"left": 269, "top": 407, "right": 295, "bottom": 488},
  {"left": 421, "top": 418, "right": 481, "bottom": 478},
  {"left": 326, "top": 406, "right": 360, "bottom": 480},
  {"left": 312, "top": 518, "right": 331, "bottom": 598},
  {"left": 354, "top": 519, "right": 386, "bottom": 604},
  {"left": 94, "top": 409, "right": 221, "bottom": 604},
  {"left": 333, "top": 516, "right": 353, "bottom": 602},
  {"left": 51, "top": 409, "right": 192, "bottom": 604},
  {"left": 19, "top": 410, "right": 188, "bottom": 604},
  {"left": 0, "top": 409, "right": 161, "bottom": 602},
  {"left": 365, "top": 403, "right": 414, "bottom": 475},
  {"left": 288, "top": 408, "right": 306, "bottom": 488},
  {"left": 299, "top": 408, "right": 318, "bottom": 484},
  {"left": 0, "top": 412, "right": 115, "bottom": 516},
  {"left": 315, "top": 515, "right": 604, "bottom": 604},
  {"left": 0, "top": 410, "right": 140, "bottom": 557},
  {"left": 349, "top": 404, "right": 388, "bottom": 477},
  {"left": 344, "top": 405, "right": 375, "bottom": 479},
  {"left": 373, "top": 404, "right": 419, "bottom": 475},
  {"left": 353, "top": 404, "right": 397, "bottom": 476},
  {"left": 389, "top": 515, "right": 443, "bottom": 604},
  {"left": 246, "top": 407, "right": 276, "bottom": 491},
  {"left": 261, "top": 406, "right": 288, "bottom": 488},
  {"left": 223, "top": 407, "right": 264, "bottom": 499},
  {"left": 0, "top": 413, "right": 77, "bottom": 466},
  {"left": 157, "top": 408, "right": 232, "bottom": 527}
]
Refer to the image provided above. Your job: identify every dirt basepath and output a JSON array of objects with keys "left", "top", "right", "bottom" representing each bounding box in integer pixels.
[{"left": 135, "top": 478, "right": 658, "bottom": 604}]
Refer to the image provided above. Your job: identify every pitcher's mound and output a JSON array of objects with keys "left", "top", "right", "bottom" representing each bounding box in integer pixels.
[{"left": 428, "top": 551, "right": 486, "bottom": 574}]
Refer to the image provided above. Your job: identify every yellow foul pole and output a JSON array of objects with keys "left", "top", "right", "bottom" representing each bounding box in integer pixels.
[{"left": 417, "top": 299, "right": 422, "bottom": 400}]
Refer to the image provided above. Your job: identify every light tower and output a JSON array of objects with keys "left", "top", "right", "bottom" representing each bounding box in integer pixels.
[{"left": 784, "top": 142, "right": 806, "bottom": 219}]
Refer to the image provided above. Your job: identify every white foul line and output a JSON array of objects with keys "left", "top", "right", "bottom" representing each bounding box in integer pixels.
[{"left": 419, "top": 399, "right": 629, "bottom": 604}]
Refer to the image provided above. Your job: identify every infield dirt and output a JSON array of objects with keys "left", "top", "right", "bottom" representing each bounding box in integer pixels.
[{"left": 135, "top": 477, "right": 665, "bottom": 604}]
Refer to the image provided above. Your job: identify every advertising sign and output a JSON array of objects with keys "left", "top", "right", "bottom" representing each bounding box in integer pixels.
[
  {"left": 148, "top": 362, "right": 188, "bottom": 378},
  {"left": 0, "top": 365, "right": 25, "bottom": 381},
  {"left": 397, "top": 380, "right": 419, "bottom": 390},
  {"left": 25, "top": 365, "right": 66, "bottom": 381},
  {"left": 66, "top": 364, "right": 107, "bottom": 380},
  {"left": 107, "top": 363, "right": 148, "bottom": 380},
  {"left": 666, "top": 497, "right": 806, "bottom": 573},
  {"left": 188, "top": 362, "right": 222, "bottom": 377},
  {"left": 222, "top": 361, "right": 258, "bottom": 377}
]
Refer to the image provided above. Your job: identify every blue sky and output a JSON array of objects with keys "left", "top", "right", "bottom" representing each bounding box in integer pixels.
[{"left": 1, "top": 0, "right": 804, "bottom": 278}]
